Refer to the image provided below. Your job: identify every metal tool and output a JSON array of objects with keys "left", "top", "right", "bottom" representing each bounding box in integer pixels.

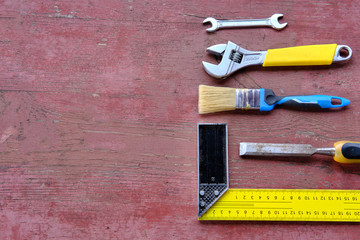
[
  {"left": 199, "top": 189, "right": 360, "bottom": 221},
  {"left": 240, "top": 141, "right": 360, "bottom": 164},
  {"left": 198, "top": 123, "right": 228, "bottom": 217},
  {"left": 197, "top": 124, "right": 360, "bottom": 221},
  {"left": 203, "top": 13, "right": 287, "bottom": 32},
  {"left": 203, "top": 41, "right": 353, "bottom": 78}
]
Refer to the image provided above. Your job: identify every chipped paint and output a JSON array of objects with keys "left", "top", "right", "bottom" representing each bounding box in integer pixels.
[{"left": 0, "top": 126, "right": 16, "bottom": 144}]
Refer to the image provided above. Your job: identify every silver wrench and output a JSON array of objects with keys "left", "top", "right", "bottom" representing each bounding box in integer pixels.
[
  {"left": 202, "top": 41, "right": 352, "bottom": 78},
  {"left": 203, "top": 13, "right": 287, "bottom": 32}
]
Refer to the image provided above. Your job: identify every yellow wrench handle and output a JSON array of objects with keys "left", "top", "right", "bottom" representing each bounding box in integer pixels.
[{"left": 263, "top": 44, "right": 337, "bottom": 67}]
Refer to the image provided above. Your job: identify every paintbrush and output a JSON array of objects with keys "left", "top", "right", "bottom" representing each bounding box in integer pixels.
[{"left": 198, "top": 85, "right": 350, "bottom": 114}]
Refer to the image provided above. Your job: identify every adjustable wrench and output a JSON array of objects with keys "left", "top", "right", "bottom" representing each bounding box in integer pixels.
[
  {"left": 202, "top": 41, "right": 353, "bottom": 78},
  {"left": 203, "top": 13, "right": 287, "bottom": 32}
]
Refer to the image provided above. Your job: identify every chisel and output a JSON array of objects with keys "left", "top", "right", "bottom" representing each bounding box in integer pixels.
[
  {"left": 240, "top": 141, "right": 360, "bottom": 164},
  {"left": 199, "top": 85, "right": 350, "bottom": 114}
]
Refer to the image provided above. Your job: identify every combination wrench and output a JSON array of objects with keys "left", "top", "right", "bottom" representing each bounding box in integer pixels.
[{"left": 203, "top": 13, "right": 287, "bottom": 32}]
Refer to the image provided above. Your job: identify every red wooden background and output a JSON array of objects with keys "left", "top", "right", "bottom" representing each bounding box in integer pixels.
[{"left": 1, "top": 0, "right": 360, "bottom": 239}]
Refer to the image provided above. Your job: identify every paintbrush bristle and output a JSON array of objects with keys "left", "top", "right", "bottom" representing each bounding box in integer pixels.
[{"left": 199, "top": 85, "right": 236, "bottom": 114}]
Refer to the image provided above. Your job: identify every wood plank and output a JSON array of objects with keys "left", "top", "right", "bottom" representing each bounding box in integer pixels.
[{"left": 1, "top": 0, "right": 360, "bottom": 239}]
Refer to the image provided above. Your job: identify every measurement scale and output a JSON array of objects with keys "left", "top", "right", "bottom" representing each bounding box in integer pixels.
[
  {"left": 200, "top": 189, "right": 360, "bottom": 221},
  {"left": 197, "top": 124, "right": 360, "bottom": 221}
]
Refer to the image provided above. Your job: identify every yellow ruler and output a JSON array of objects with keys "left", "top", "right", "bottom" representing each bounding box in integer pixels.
[{"left": 199, "top": 189, "right": 360, "bottom": 221}]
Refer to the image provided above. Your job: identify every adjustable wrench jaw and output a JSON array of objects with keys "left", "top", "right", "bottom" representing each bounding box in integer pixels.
[
  {"left": 202, "top": 43, "right": 229, "bottom": 78},
  {"left": 202, "top": 41, "right": 267, "bottom": 78}
]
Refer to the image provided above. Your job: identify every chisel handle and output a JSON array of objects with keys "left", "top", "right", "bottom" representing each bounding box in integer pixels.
[{"left": 334, "top": 141, "right": 360, "bottom": 164}]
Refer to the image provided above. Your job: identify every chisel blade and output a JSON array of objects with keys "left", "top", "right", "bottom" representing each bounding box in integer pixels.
[{"left": 240, "top": 142, "right": 318, "bottom": 157}]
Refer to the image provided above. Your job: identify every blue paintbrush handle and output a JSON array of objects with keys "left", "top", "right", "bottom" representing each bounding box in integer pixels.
[{"left": 260, "top": 89, "right": 350, "bottom": 111}]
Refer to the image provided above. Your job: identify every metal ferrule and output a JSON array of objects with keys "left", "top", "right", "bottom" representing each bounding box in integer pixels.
[
  {"left": 236, "top": 89, "right": 261, "bottom": 110},
  {"left": 315, "top": 148, "right": 336, "bottom": 156}
]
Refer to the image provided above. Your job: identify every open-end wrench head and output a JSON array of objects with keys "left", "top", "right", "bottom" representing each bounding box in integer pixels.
[
  {"left": 203, "top": 17, "right": 219, "bottom": 32},
  {"left": 269, "top": 13, "right": 287, "bottom": 30}
]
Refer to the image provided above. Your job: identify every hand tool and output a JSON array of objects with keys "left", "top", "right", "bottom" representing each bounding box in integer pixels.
[
  {"left": 198, "top": 85, "right": 350, "bottom": 114},
  {"left": 198, "top": 123, "right": 228, "bottom": 217},
  {"left": 240, "top": 141, "right": 360, "bottom": 164},
  {"left": 203, "top": 13, "right": 287, "bottom": 32},
  {"left": 198, "top": 124, "right": 360, "bottom": 221},
  {"left": 200, "top": 189, "right": 360, "bottom": 221},
  {"left": 203, "top": 41, "right": 352, "bottom": 78}
]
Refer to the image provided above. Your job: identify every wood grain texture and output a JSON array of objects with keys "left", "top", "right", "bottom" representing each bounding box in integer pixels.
[{"left": 0, "top": 0, "right": 360, "bottom": 239}]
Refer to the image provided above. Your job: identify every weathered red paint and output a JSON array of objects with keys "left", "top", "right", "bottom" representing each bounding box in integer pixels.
[{"left": 1, "top": 0, "right": 360, "bottom": 239}]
